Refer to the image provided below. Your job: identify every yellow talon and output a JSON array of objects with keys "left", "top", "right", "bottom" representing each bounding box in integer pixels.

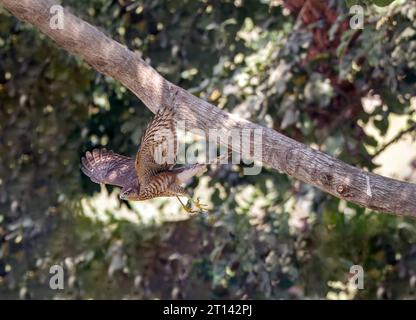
[
  {"left": 176, "top": 196, "right": 208, "bottom": 214},
  {"left": 176, "top": 196, "right": 198, "bottom": 214},
  {"left": 191, "top": 197, "right": 208, "bottom": 211}
]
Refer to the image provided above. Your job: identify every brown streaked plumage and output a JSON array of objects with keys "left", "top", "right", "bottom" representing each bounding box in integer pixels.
[{"left": 81, "top": 106, "right": 210, "bottom": 211}]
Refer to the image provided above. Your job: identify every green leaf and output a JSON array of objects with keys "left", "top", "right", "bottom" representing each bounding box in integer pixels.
[{"left": 373, "top": 0, "right": 395, "bottom": 7}]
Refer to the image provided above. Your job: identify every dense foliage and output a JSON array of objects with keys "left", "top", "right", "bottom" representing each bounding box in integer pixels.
[{"left": 0, "top": 0, "right": 415, "bottom": 299}]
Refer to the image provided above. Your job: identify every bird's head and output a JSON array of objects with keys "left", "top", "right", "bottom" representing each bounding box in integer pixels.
[{"left": 119, "top": 185, "right": 140, "bottom": 201}]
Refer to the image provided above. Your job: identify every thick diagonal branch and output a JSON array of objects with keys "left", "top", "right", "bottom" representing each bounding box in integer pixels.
[{"left": 1, "top": 0, "right": 415, "bottom": 217}]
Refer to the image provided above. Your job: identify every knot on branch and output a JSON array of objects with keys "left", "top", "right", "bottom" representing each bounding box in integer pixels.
[
  {"left": 285, "top": 148, "right": 302, "bottom": 176},
  {"left": 336, "top": 184, "right": 353, "bottom": 198}
]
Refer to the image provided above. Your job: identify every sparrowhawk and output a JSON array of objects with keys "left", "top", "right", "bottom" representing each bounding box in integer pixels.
[{"left": 81, "top": 106, "right": 218, "bottom": 212}]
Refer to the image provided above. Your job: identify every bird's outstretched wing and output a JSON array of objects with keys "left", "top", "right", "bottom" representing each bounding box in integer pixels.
[
  {"left": 135, "top": 106, "right": 177, "bottom": 184},
  {"left": 81, "top": 148, "right": 137, "bottom": 187}
]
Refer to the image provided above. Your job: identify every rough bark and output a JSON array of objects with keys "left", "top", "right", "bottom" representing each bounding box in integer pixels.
[{"left": 1, "top": 0, "right": 415, "bottom": 217}]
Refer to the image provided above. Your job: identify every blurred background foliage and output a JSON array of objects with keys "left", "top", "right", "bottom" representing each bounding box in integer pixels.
[{"left": 0, "top": 0, "right": 416, "bottom": 299}]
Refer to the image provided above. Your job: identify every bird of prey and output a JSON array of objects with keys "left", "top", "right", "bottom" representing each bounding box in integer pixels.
[{"left": 81, "top": 106, "right": 216, "bottom": 213}]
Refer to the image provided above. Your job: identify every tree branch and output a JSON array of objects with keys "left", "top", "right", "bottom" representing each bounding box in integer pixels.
[{"left": 1, "top": 0, "right": 415, "bottom": 217}]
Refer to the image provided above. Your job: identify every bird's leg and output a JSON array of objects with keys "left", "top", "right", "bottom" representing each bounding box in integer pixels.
[
  {"left": 176, "top": 196, "right": 198, "bottom": 214},
  {"left": 170, "top": 184, "right": 208, "bottom": 213}
]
